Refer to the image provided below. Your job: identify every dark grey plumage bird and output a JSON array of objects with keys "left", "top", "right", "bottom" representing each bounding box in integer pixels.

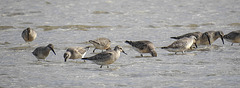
[
  {"left": 32, "top": 44, "right": 56, "bottom": 60},
  {"left": 170, "top": 31, "right": 211, "bottom": 46},
  {"left": 82, "top": 45, "right": 127, "bottom": 68},
  {"left": 223, "top": 30, "right": 240, "bottom": 46},
  {"left": 162, "top": 36, "right": 197, "bottom": 54},
  {"left": 201, "top": 31, "right": 224, "bottom": 45},
  {"left": 125, "top": 40, "right": 157, "bottom": 57}
]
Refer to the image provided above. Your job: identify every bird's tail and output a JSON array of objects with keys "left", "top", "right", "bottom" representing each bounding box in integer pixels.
[
  {"left": 170, "top": 37, "right": 180, "bottom": 39},
  {"left": 89, "top": 40, "right": 100, "bottom": 45}
]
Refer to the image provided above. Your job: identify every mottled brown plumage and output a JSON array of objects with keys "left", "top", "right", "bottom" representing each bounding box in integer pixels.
[
  {"left": 22, "top": 27, "right": 37, "bottom": 42},
  {"left": 89, "top": 38, "right": 111, "bottom": 53}
]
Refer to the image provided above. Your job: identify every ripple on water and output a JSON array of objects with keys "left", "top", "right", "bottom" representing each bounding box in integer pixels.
[
  {"left": 37, "top": 25, "right": 111, "bottom": 31},
  {"left": 0, "top": 26, "right": 14, "bottom": 30},
  {"left": 228, "top": 23, "right": 240, "bottom": 27}
]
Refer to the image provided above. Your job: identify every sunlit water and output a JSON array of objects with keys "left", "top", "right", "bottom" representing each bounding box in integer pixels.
[{"left": 1, "top": 0, "right": 240, "bottom": 88}]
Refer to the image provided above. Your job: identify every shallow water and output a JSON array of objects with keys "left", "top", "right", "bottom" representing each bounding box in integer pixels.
[{"left": 1, "top": 0, "right": 240, "bottom": 88}]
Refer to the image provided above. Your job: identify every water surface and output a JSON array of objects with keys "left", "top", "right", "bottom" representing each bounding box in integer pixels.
[{"left": 0, "top": 0, "right": 240, "bottom": 88}]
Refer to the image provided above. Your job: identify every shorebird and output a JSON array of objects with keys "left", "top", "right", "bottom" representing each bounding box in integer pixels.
[
  {"left": 64, "top": 46, "right": 90, "bottom": 62},
  {"left": 125, "top": 40, "right": 157, "bottom": 57},
  {"left": 170, "top": 31, "right": 211, "bottom": 46},
  {"left": 161, "top": 36, "right": 197, "bottom": 54},
  {"left": 89, "top": 38, "right": 111, "bottom": 53},
  {"left": 171, "top": 32, "right": 202, "bottom": 40},
  {"left": 32, "top": 44, "right": 56, "bottom": 60},
  {"left": 223, "top": 30, "right": 240, "bottom": 46},
  {"left": 82, "top": 45, "right": 127, "bottom": 68},
  {"left": 200, "top": 31, "right": 224, "bottom": 45},
  {"left": 21, "top": 27, "right": 37, "bottom": 43}
]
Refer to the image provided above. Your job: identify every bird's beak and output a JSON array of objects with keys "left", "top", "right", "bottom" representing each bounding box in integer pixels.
[
  {"left": 122, "top": 50, "right": 127, "bottom": 55},
  {"left": 63, "top": 53, "right": 69, "bottom": 62},
  {"left": 50, "top": 47, "right": 56, "bottom": 55},
  {"left": 64, "top": 55, "right": 67, "bottom": 62},
  {"left": 221, "top": 35, "right": 224, "bottom": 44},
  {"left": 64, "top": 57, "right": 67, "bottom": 62}
]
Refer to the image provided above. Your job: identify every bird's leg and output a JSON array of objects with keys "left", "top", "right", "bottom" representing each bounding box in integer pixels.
[
  {"left": 175, "top": 52, "right": 177, "bottom": 54},
  {"left": 140, "top": 54, "right": 143, "bottom": 57},
  {"left": 100, "top": 65, "right": 103, "bottom": 68},
  {"left": 93, "top": 48, "right": 96, "bottom": 53},
  {"left": 231, "top": 43, "right": 234, "bottom": 46},
  {"left": 107, "top": 66, "right": 109, "bottom": 68}
]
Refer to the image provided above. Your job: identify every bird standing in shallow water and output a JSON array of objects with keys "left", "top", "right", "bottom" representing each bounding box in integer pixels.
[
  {"left": 223, "top": 30, "right": 240, "bottom": 46},
  {"left": 82, "top": 45, "right": 127, "bottom": 68},
  {"left": 125, "top": 40, "right": 157, "bottom": 57},
  {"left": 200, "top": 31, "right": 224, "bottom": 45},
  {"left": 22, "top": 27, "right": 37, "bottom": 43},
  {"left": 32, "top": 44, "right": 56, "bottom": 61},
  {"left": 64, "top": 46, "right": 90, "bottom": 62},
  {"left": 89, "top": 38, "right": 111, "bottom": 53},
  {"left": 161, "top": 36, "right": 197, "bottom": 54},
  {"left": 170, "top": 31, "right": 211, "bottom": 46}
]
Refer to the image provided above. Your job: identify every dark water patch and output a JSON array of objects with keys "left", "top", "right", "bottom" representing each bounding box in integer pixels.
[
  {"left": 65, "top": 60, "right": 86, "bottom": 64},
  {"left": 206, "top": 74, "right": 217, "bottom": 77},
  {"left": 185, "top": 24, "right": 199, "bottom": 28},
  {"left": 135, "top": 56, "right": 152, "bottom": 58},
  {"left": 196, "top": 61, "right": 211, "bottom": 65},
  {"left": 147, "top": 25, "right": 159, "bottom": 28},
  {"left": 185, "top": 24, "right": 199, "bottom": 29},
  {"left": 0, "top": 65, "right": 16, "bottom": 67},
  {"left": 230, "top": 11, "right": 237, "bottom": 13},
  {"left": 158, "top": 70, "right": 188, "bottom": 77},
  {"left": 92, "top": 11, "right": 110, "bottom": 14},
  {"left": 3, "top": 12, "right": 25, "bottom": 17},
  {"left": 19, "top": 22, "right": 33, "bottom": 24},
  {"left": 155, "top": 59, "right": 162, "bottom": 61},
  {"left": 0, "top": 26, "right": 14, "bottom": 30},
  {"left": 29, "top": 11, "right": 41, "bottom": 13},
  {"left": 165, "top": 25, "right": 183, "bottom": 27},
  {"left": 224, "top": 58, "right": 240, "bottom": 64},
  {"left": 194, "top": 48, "right": 211, "bottom": 51},
  {"left": 228, "top": 23, "right": 240, "bottom": 27},
  {"left": 8, "top": 46, "right": 31, "bottom": 50},
  {"left": 45, "top": 1, "right": 51, "bottom": 5},
  {"left": 37, "top": 25, "right": 111, "bottom": 31},
  {"left": 0, "top": 74, "right": 8, "bottom": 76},
  {"left": 200, "top": 23, "right": 215, "bottom": 26},
  {"left": 166, "top": 53, "right": 196, "bottom": 56},
  {"left": 0, "top": 42, "right": 10, "bottom": 45},
  {"left": 115, "top": 84, "right": 128, "bottom": 87}
]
